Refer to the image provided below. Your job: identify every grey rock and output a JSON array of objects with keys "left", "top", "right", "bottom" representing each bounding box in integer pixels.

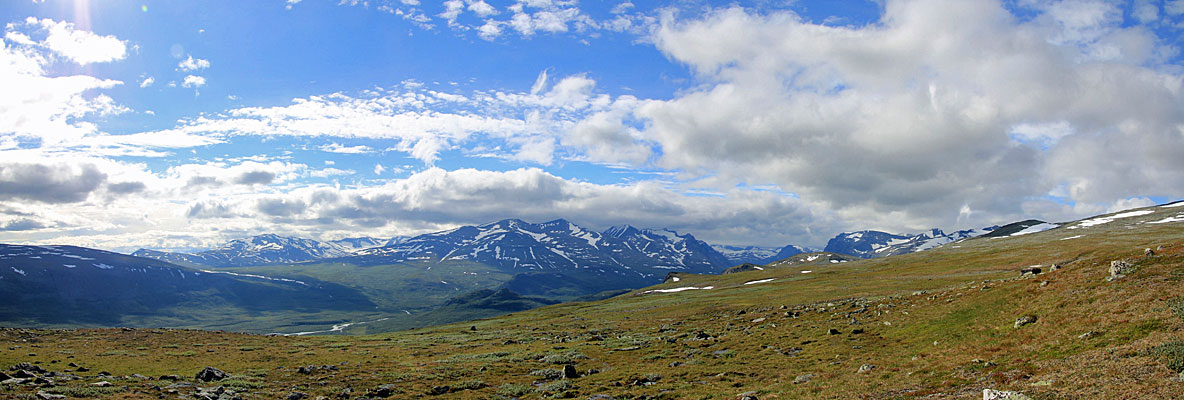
[
  {"left": 1145, "top": 248, "right": 1155, "bottom": 256},
  {"left": 983, "top": 389, "right": 1031, "bottom": 400},
  {"left": 90, "top": 381, "right": 113, "bottom": 387},
  {"left": 195, "top": 366, "right": 227, "bottom": 382},
  {"left": 793, "top": 374, "right": 814, "bottom": 384},
  {"left": 35, "top": 391, "right": 66, "bottom": 400},
  {"left": 1014, "top": 315, "right": 1037, "bottom": 328},
  {"left": 285, "top": 391, "right": 308, "bottom": 400},
  {"left": 1109, "top": 260, "right": 1134, "bottom": 277},
  {"left": 857, "top": 364, "right": 875, "bottom": 373}
]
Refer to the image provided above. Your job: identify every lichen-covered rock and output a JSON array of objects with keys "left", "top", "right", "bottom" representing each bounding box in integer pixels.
[
  {"left": 1014, "top": 315, "right": 1037, "bottom": 328},
  {"left": 983, "top": 389, "right": 1031, "bottom": 399}
]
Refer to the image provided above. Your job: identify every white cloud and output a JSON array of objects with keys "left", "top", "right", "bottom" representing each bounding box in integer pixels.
[
  {"left": 1, "top": 20, "right": 128, "bottom": 146},
  {"left": 177, "top": 55, "right": 210, "bottom": 72},
  {"left": 374, "top": 163, "right": 385, "bottom": 175},
  {"left": 25, "top": 17, "right": 127, "bottom": 65},
  {"left": 182, "top": 75, "right": 206, "bottom": 88},
  {"left": 1168, "top": 0, "right": 1184, "bottom": 15},
  {"left": 139, "top": 76, "right": 155, "bottom": 88},
  {"left": 616, "top": 1, "right": 1184, "bottom": 231},
  {"left": 319, "top": 143, "right": 373, "bottom": 154},
  {"left": 468, "top": 0, "right": 498, "bottom": 17}
]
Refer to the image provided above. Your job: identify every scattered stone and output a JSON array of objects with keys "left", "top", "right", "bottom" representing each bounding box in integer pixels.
[
  {"left": 2, "top": 378, "right": 31, "bottom": 385},
  {"left": 851, "top": 328, "right": 865, "bottom": 335},
  {"left": 1108, "top": 260, "right": 1134, "bottom": 281},
  {"left": 1014, "top": 315, "right": 1037, "bottom": 329},
  {"left": 159, "top": 374, "right": 181, "bottom": 380},
  {"left": 793, "top": 374, "right": 814, "bottom": 384},
  {"left": 1020, "top": 266, "right": 1041, "bottom": 276},
  {"left": 35, "top": 391, "right": 65, "bottom": 400},
  {"left": 428, "top": 385, "right": 451, "bottom": 395},
  {"left": 563, "top": 364, "right": 579, "bottom": 379},
  {"left": 857, "top": 364, "right": 876, "bottom": 373},
  {"left": 1145, "top": 248, "right": 1155, "bottom": 256},
  {"left": 32, "top": 376, "right": 53, "bottom": 386},
  {"left": 73, "top": 366, "right": 88, "bottom": 372},
  {"left": 1039, "top": 281, "right": 1049, "bottom": 287},
  {"left": 90, "top": 381, "right": 113, "bottom": 387},
  {"left": 588, "top": 395, "right": 615, "bottom": 400},
  {"left": 1078, "top": 331, "right": 1100, "bottom": 339},
  {"left": 612, "top": 346, "right": 641, "bottom": 352},
  {"left": 369, "top": 384, "right": 396, "bottom": 398},
  {"left": 128, "top": 374, "right": 149, "bottom": 380},
  {"left": 13, "top": 369, "right": 37, "bottom": 379},
  {"left": 195, "top": 366, "right": 228, "bottom": 382},
  {"left": 1049, "top": 264, "right": 1061, "bottom": 271},
  {"left": 751, "top": 317, "right": 766, "bottom": 323},
  {"left": 165, "top": 382, "right": 196, "bottom": 390},
  {"left": 738, "top": 391, "right": 759, "bottom": 400},
  {"left": 0, "top": 372, "right": 9, "bottom": 380},
  {"left": 983, "top": 389, "right": 1031, "bottom": 399},
  {"left": 285, "top": 391, "right": 308, "bottom": 400},
  {"left": 827, "top": 328, "right": 841, "bottom": 335},
  {"left": 668, "top": 361, "right": 683, "bottom": 367}
]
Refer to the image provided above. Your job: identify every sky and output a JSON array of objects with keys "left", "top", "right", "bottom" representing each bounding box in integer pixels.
[{"left": 1, "top": 0, "right": 1183, "bottom": 253}]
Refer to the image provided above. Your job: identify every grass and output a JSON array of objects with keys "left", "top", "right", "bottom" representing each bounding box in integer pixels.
[{"left": 2, "top": 204, "right": 1184, "bottom": 398}]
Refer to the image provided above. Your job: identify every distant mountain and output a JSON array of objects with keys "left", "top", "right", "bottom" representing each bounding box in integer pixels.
[
  {"left": 0, "top": 244, "right": 375, "bottom": 329},
  {"left": 712, "top": 245, "right": 779, "bottom": 265},
  {"left": 347, "top": 219, "right": 732, "bottom": 297},
  {"left": 328, "top": 237, "right": 388, "bottom": 251},
  {"left": 133, "top": 234, "right": 352, "bottom": 267},
  {"left": 978, "top": 220, "right": 1057, "bottom": 238},
  {"left": 823, "top": 227, "right": 995, "bottom": 259},
  {"left": 767, "top": 251, "right": 862, "bottom": 267}
]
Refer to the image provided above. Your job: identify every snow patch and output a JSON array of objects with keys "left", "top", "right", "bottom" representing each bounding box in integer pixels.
[
  {"left": 671, "top": 276, "right": 680, "bottom": 282},
  {"left": 11, "top": 267, "right": 25, "bottom": 276},
  {"left": 642, "top": 286, "right": 714, "bottom": 294},
  {"left": 1161, "top": 202, "right": 1184, "bottom": 208},
  {"left": 801, "top": 270, "right": 812, "bottom": 274},
  {"left": 1150, "top": 215, "right": 1184, "bottom": 224},
  {"left": 744, "top": 278, "right": 775, "bottom": 285},
  {"left": 1069, "top": 210, "right": 1155, "bottom": 229},
  {"left": 806, "top": 255, "right": 820, "bottom": 262},
  {"left": 63, "top": 264, "right": 76, "bottom": 268},
  {"left": 1060, "top": 235, "right": 1085, "bottom": 240},
  {"left": 200, "top": 269, "right": 307, "bottom": 286},
  {"left": 1008, "top": 223, "right": 1059, "bottom": 236},
  {"left": 93, "top": 263, "right": 114, "bottom": 270}
]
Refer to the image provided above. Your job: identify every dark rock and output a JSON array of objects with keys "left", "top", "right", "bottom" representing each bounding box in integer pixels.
[
  {"left": 369, "top": 384, "right": 396, "bottom": 398},
  {"left": 12, "top": 362, "right": 47, "bottom": 374},
  {"left": 827, "top": 328, "right": 841, "bottom": 335},
  {"left": 159, "top": 374, "right": 181, "bottom": 380},
  {"left": 195, "top": 366, "right": 228, "bottom": 382},
  {"left": 13, "top": 369, "right": 37, "bottom": 378},
  {"left": 73, "top": 366, "right": 88, "bottom": 372},
  {"left": 1014, "top": 315, "right": 1037, "bottom": 328},
  {"left": 1020, "top": 266, "right": 1041, "bottom": 276},
  {"left": 851, "top": 328, "right": 864, "bottom": 335},
  {"left": 1145, "top": 248, "right": 1155, "bottom": 256},
  {"left": 428, "top": 385, "right": 451, "bottom": 395},
  {"left": 285, "top": 391, "right": 308, "bottom": 400},
  {"left": 563, "top": 364, "right": 579, "bottom": 379},
  {"left": 32, "top": 376, "right": 53, "bottom": 386},
  {"left": 588, "top": 395, "right": 615, "bottom": 400},
  {"left": 0, "top": 372, "right": 9, "bottom": 380},
  {"left": 166, "top": 382, "right": 196, "bottom": 389}
]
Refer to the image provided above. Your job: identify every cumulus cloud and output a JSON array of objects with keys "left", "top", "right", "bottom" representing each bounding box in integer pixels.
[
  {"left": 139, "top": 76, "right": 155, "bottom": 88},
  {"left": 0, "top": 163, "right": 106, "bottom": 203},
  {"left": 605, "top": 0, "right": 1184, "bottom": 232},
  {"left": 1, "top": 19, "right": 128, "bottom": 146},
  {"left": 177, "top": 55, "right": 210, "bottom": 72},
  {"left": 319, "top": 142, "right": 373, "bottom": 154},
  {"left": 182, "top": 75, "right": 206, "bottom": 88}
]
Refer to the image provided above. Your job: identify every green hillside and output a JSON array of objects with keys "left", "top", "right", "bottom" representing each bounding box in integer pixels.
[{"left": 2, "top": 203, "right": 1184, "bottom": 398}]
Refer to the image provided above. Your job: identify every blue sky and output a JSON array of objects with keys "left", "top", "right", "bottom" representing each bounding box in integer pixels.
[{"left": 2, "top": 0, "right": 1183, "bottom": 252}]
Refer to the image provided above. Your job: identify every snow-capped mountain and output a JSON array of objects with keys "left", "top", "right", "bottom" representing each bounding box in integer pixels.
[
  {"left": 710, "top": 245, "right": 781, "bottom": 265},
  {"left": 354, "top": 219, "right": 731, "bottom": 276},
  {"left": 133, "top": 234, "right": 352, "bottom": 267},
  {"left": 329, "top": 237, "right": 389, "bottom": 251},
  {"left": 823, "top": 227, "right": 996, "bottom": 259}
]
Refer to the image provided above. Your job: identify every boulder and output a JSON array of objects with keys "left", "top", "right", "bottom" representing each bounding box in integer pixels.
[
  {"left": 90, "top": 381, "right": 112, "bottom": 387},
  {"left": 1108, "top": 260, "right": 1134, "bottom": 279},
  {"left": 563, "top": 364, "right": 579, "bottom": 379},
  {"left": 793, "top": 374, "right": 814, "bottom": 384},
  {"left": 195, "top": 366, "right": 227, "bottom": 382},
  {"left": 857, "top": 364, "right": 875, "bottom": 373},
  {"left": 983, "top": 389, "right": 1031, "bottom": 399},
  {"left": 1145, "top": 248, "right": 1155, "bottom": 256},
  {"left": 35, "top": 391, "right": 65, "bottom": 400},
  {"left": 1014, "top": 315, "right": 1037, "bottom": 328},
  {"left": 284, "top": 392, "right": 307, "bottom": 400},
  {"left": 1020, "top": 266, "right": 1041, "bottom": 276}
]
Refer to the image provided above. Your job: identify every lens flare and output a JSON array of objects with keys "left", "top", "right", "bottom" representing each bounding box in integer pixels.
[{"left": 141, "top": 5, "right": 148, "bottom": 12}]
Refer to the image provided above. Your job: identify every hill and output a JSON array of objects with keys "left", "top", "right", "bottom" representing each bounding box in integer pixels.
[{"left": 1, "top": 203, "right": 1182, "bottom": 398}]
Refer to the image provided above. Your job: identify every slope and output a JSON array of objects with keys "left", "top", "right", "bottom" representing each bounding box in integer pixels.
[{"left": 3, "top": 203, "right": 1184, "bottom": 399}]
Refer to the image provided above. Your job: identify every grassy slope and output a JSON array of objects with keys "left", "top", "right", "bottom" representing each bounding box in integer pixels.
[{"left": 3, "top": 204, "right": 1184, "bottom": 399}]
